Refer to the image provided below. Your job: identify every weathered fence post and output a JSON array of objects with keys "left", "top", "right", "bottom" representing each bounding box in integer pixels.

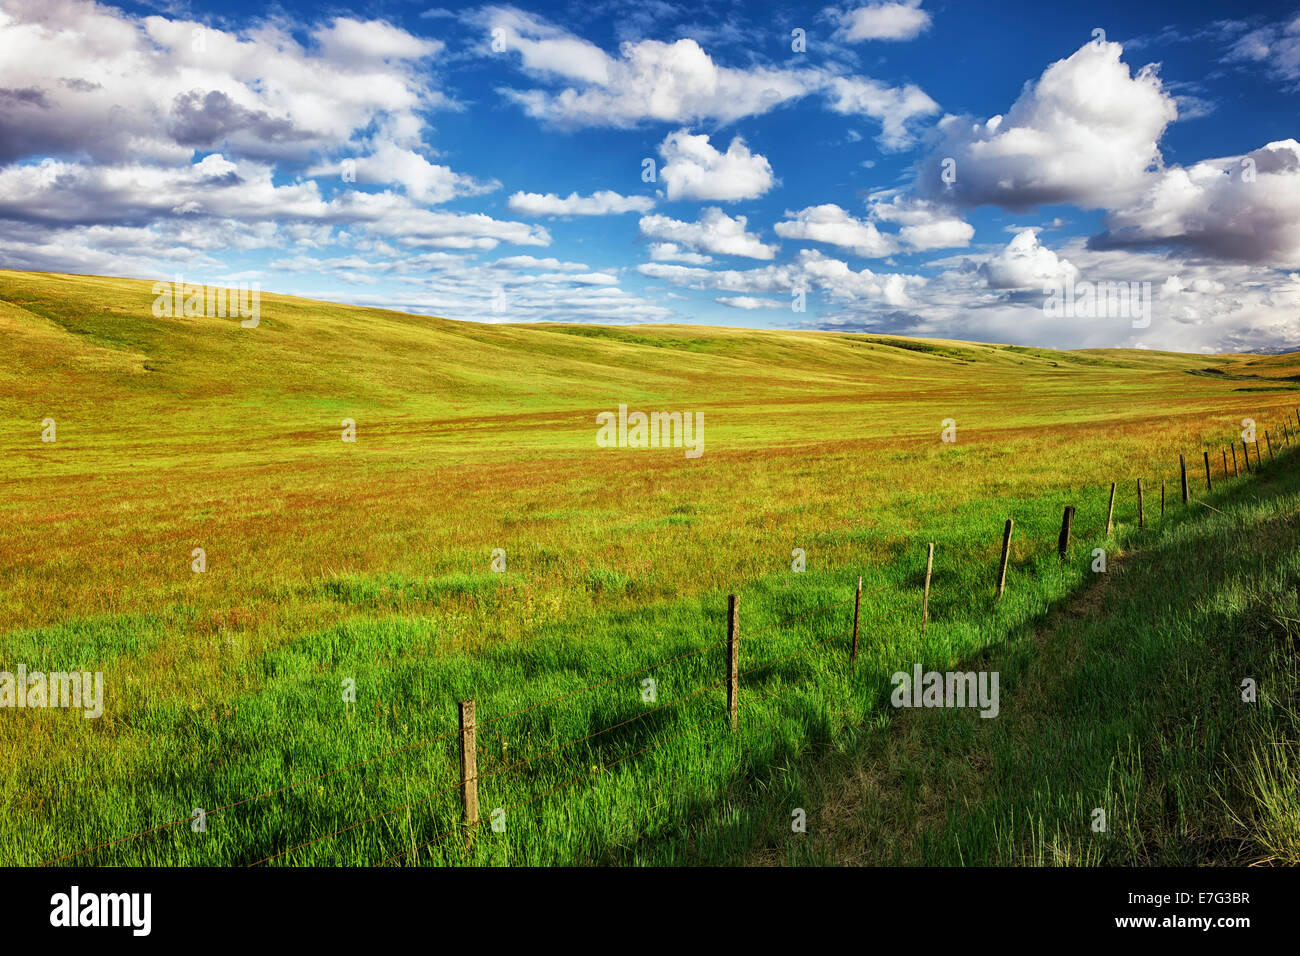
[
  {"left": 1231, "top": 442, "right": 1239, "bottom": 477},
  {"left": 1266, "top": 431, "right": 1275, "bottom": 461},
  {"left": 726, "top": 594, "right": 739, "bottom": 731},
  {"left": 459, "top": 699, "right": 478, "bottom": 828},
  {"left": 1180, "top": 455, "right": 1189, "bottom": 505},
  {"left": 1223, "top": 447, "right": 1229, "bottom": 477},
  {"left": 851, "top": 576, "right": 861, "bottom": 665},
  {"left": 1057, "top": 506, "right": 1074, "bottom": 561},
  {"left": 921, "top": 543, "right": 934, "bottom": 632},
  {"left": 1243, "top": 438, "right": 1253, "bottom": 474},
  {"left": 1137, "top": 477, "right": 1145, "bottom": 530},
  {"left": 1254, "top": 439, "right": 1262, "bottom": 470},
  {"left": 1105, "top": 482, "right": 1116, "bottom": 537},
  {"left": 1203, "top": 451, "right": 1212, "bottom": 493},
  {"left": 996, "top": 519, "right": 1013, "bottom": 601}
]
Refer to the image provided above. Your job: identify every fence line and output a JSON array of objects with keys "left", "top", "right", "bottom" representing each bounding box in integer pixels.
[
  {"left": 378, "top": 647, "right": 848, "bottom": 867},
  {"left": 37, "top": 416, "right": 1294, "bottom": 868}
]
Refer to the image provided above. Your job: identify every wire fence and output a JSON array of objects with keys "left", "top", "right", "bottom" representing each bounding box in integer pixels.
[{"left": 35, "top": 411, "right": 1299, "bottom": 868}]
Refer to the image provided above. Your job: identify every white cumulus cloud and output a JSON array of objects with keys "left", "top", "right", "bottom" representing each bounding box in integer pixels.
[
  {"left": 833, "top": 2, "right": 932, "bottom": 42},
  {"left": 717, "top": 295, "right": 785, "bottom": 310},
  {"left": 1092, "top": 139, "right": 1300, "bottom": 269},
  {"left": 775, "top": 204, "right": 896, "bottom": 258},
  {"left": 639, "top": 208, "right": 777, "bottom": 260},
  {"left": 981, "top": 229, "right": 1080, "bottom": 289},
  {"left": 506, "top": 190, "right": 654, "bottom": 216},
  {"left": 657, "top": 129, "right": 775, "bottom": 201},
  {"left": 916, "top": 40, "right": 1177, "bottom": 210}
]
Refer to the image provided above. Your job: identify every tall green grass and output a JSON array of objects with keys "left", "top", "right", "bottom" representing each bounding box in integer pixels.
[
  {"left": 731, "top": 446, "right": 1300, "bottom": 866},
  {"left": 14, "top": 443, "right": 1261, "bottom": 868}
]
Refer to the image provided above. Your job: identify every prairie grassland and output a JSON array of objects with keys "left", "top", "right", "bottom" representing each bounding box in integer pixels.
[
  {"left": 746, "top": 455, "right": 1300, "bottom": 866},
  {"left": 1, "top": 269, "right": 1297, "bottom": 866}
]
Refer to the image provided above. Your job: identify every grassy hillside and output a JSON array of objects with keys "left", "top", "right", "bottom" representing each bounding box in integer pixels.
[
  {"left": 1, "top": 269, "right": 1297, "bottom": 866},
  {"left": 747, "top": 461, "right": 1300, "bottom": 865}
]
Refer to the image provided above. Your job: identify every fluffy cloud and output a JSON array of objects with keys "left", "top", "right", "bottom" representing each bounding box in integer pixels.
[
  {"left": 869, "top": 195, "right": 973, "bottom": 250},
  {"left": 832, "top": 2, "right": 932, "bottom": 42},
  {"left": 774, "top": 198, "right": 972, "bottom": 258},
  {"left": 657, "top": 130, "right": 775, "bottom": 202},
  {"left": 484, "top": 7, "right": 818, "bottom": 126},
  {"left": 1091, "top": 139, "right": 1300, "bottom": 269},
  {"left": 0, "top": 1, "right": 559, "bottom": 278},
  {"left": 717, "top": 295, "right": 785, "bottom": 310},
  {"left": 639, "top": 208, "right": 777, "bottom": 260},
  {"left": 775, "top": 204, "right": 896, "bottom": 258},
  {"left": 307, "top": 139, "right": 497, "bottom": 205},
  {"left": 490, "top": 255, "right": 592, "bottom": 271},
  {"left": 981, "top": 229, "right": 1079, "bottom": 289},
  {"left": 638, "top": 248, "right": 925, "bottom": 307},
  {"left": 798, "top": 235, "right": 1300, "bottom": 353},
  {"left": 506, "top": 190, "right": 654, "bottom": 216},
  {"left": 479, "top": 6, "right": 938, "bottom": 147},
  {"left": 822, "top": 76, "right": 939, "bottom": 150},
  {"left": 265, "top": 250, "right": 667, "bottom": 322},
  {"left": 0, "top": 153, "right": 550, "bottom": 268},
  {"left": 330, "top": 275, "right": 673, "bottom": 324},
  {"left": 916, "top": 40, "right": 1177, "bottom": 210},
  {"left": 0, "top": 0, "right": 444, "bottom": 165},
  {"left": 648, "top": 243, "right": 714, "bottom": 265}
]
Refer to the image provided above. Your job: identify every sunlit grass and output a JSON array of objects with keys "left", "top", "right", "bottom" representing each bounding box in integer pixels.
[{"left": 3, "top": 269, "right": 1298, "bottom": 866}]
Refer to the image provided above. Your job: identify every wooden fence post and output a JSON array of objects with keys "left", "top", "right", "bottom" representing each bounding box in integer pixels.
[
  {"left": 996, "top": 519, "right": 1013, "bottom": 601},
  {"left": 1266, "top": 431, "right": 1275, "bottom": 461},
  {"left": 1180, "top": 455, "right": 1189, "bottom": 505},
  {"left": 1057, "top": 506, "right": 1074, "bottom": 561},
  {"left": 1254, "top": 439, "right": 1262, "bottom": 470},
  {"left": 1243, "top": 438, "right": 1253, "bottom": 474},
  {"left": 1105, "top": 482, "right": 1116, "bottom": 537},
  {"left": 1231, "top": 442, "right": 1239, "bottom": 477},
  {"left": 726, "top": 594, "right": 739, "bottom": 731},
  {"left": 1203, "top": 451, "right": 1212, "bottom": 493},
  {"left": 851, "top": 577, "right": 861, "bottom": 665},
  {"left": 459, "top": 699, "right": 478, "bottom": 828},
  {"left": 1137, "top": 477, "right": 1145, "bottom": 530},
  {"left": 921, "top": 543, "right": 934, "bottom": 632}
]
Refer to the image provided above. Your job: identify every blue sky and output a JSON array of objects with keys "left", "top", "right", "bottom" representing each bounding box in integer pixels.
[{"left": 1, "top": 0, "right": 1298, "bottom": 350}]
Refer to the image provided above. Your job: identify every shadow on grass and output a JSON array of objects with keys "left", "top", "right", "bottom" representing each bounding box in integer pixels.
[{"left": 614, "top": 446, "right": 1300, "bottom": 866}]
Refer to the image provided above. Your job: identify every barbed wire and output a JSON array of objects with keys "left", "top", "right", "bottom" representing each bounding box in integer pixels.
[{"left": 37, "top": 420, "right": 1293, "bottom": 867}]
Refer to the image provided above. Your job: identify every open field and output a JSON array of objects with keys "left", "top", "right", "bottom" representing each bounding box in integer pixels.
[{"left": 2, "top": 269, "right": 1298, "bottom": 866}]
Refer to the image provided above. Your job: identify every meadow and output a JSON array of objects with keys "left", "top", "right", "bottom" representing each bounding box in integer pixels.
[{"left": 1, "top": 269, "right": 1297, "bottom": 866}]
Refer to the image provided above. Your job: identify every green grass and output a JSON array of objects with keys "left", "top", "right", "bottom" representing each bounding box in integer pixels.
[
  {"left": 2, "top": 268, "right": 1298, "bottom": 867},
  {"left": 738, "top": 451, "right": 1300, "bottom": 866}
]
